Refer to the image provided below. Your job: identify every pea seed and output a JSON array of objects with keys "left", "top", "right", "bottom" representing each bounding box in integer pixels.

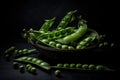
[
  {"left": 22, "top": 57, "right": 27, "bottom": 60},
  {"left": 18, "top": 50, "right": 23, "bottom": 54},
  {"left": 79, "top": 41, "right": 87, "bottom": 46},
  {"left": 63, "top": 64, "right": 69, "bottom": 68},
  {"left": 96, "top": 65, "right": 105, "bottom": 70},
  {"left": 19, "top": 65, "right": 24, "bottom": 71},
  {"left": 70, "top": 64, "right": 76, "bottom": 68},
  {"left": 82, "top": 64, "right": 88, "bottom": 69},
  {"left": 76, "top": 45, "right": 82, "bottom": 49},
  {"left": 62, "top": 45, "right": 68, "bottom": 49},
  {"left": 42, "top": 39, "right": 49, "bottom": 44},
  {"left": 13, "top": 62, "right": 19, "bottom": 69},
  {"left": 49, "top": 41, "right": 56, "bottom": 47},
  {"left": 31, "top": 67, "right": 36, "bottom": 73},
  {"left": 89, "top": 64, "right": 95, "bottom": 70},
  {"left": 54, "top": 70, "right": 61, "bottom": 76},
  {"left": 36, "top": 60, "right": 43, "bottom": 64},
  {"left": 14, "top": 50, "right": 18, "bottom": 54},
  {"left": 22, "top": 49, "right": 28, "bottom": 54},
  {"left": 32, "top": 58, "right": 37, "bottom": 62},
  {"left": 40, "top": 62, "right": 50, "bottom": 66},
  {"left": 103, "top": 42, "right": 109, "bottom": 46},
  {"left": 68, "top": 46, "right": 74, "bottom": 50},
  {"left": 26, "top": 64, "right": 32, "bottom": 69},
  {"left": 27, "top": 57, "right": 32, "bottom": 61},
  {"left": 57, "top": 64, "right": 63, "bottom": 68},
  {"left": 56, "top": 43, "right": 62, "bottom": 48},
  {"left": 76, "top": 64, "right": 82, "bottom": 68}
]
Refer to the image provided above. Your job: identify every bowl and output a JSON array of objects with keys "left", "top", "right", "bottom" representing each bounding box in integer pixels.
[{"left": 29, "top": 40, "right": 98, "bottom": 61}]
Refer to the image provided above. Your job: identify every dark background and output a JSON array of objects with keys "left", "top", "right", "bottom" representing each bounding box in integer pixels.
[{"left": 0, "top": 0, "right": 119, "bottom": 80}]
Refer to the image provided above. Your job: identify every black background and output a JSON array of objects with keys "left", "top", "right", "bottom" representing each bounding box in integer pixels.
[{"left": 0, "top": 0, "right": 119, "bottom": 80}]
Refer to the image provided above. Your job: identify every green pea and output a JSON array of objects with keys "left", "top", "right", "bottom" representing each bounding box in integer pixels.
[
  {"left": 40, "top": 62, "right": 50, "bottom": 66},
  {"left": 76, "top": 45, "right": 82, "bottom": 49},
  {"left": 19, "top": 65, "right": 24, "bottom": 71},
  {"left": 89, "top": 64, "right": 95, "bottom": 70},
  {"left": 62, "top": 45, "right": 68, "bottom": 49},
  {"left": 18, "top": 50, "right": 23, "bottom": 54},
  {"left": 42, "top": 39, "right": 49, "bottom": 44},
  {"left": 57, "top": 64, "right": 63, "bottom": 68},
  {"left": 22, "top": 56, "right": 27, "bottom": 60},
  {"left": 14, "top": 50, "right": 18, "bottom": 54},
  {"left": 70, "top": 64, "right": 76, "bottom": 68},
  {"left": 63, "top": 64, "right": 69, "bottom": 68},
  {"left": 110, "top": 43, "right": 114, "bottom": 47},
  {"left": 68, "top": 46, "right": 74, "bottom": 50},
  {"left": 32, "top": 58, "right": 37, "bottom": 62},
  {"left": 103, "top": 42, "right": 109, "bottom": 46},
  {"left": 96, "top": 65, "right": 105, "bottom": 70},
  {"left": 26, "top": 64, "right": 32, "bottom": 69},
  {"left": 82, "top": 64, "right": 88, "bottom": 69},
  {"left": 54, "top": 70, "right": 61, "bottom": 76},
  {"left": 36, "top": 60, "right": 43, "bottom": 64},
  {"left": 99, "top": 43, "right": 103, "bottom": 47},
  {"left": 27, "top": 57, "right": 32, "bottom": 61},
  {"left": 31, "top": 67, "right": 36, "bottom": 73},
  {"left": 49, "top": 41, "right": 56, "bottom": 47},
  {"left": 56, "top": 43, "right": 62, "bottom": 48},
  {"left": 79, "top": 41, "right": 87, "bottom": 46},
  {"left": 76, "top": 64, "right": 82, "bottom": 68},
  {"left": 22, "top": 49, "right": 28, "bottom": 54}
]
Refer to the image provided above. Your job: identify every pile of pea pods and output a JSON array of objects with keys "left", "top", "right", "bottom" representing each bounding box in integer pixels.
[{"left": 3, "top": 10, "right": 115, "bottom": 76}]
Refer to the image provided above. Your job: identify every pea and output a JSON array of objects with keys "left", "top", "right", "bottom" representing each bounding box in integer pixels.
[
  {"left": 36, "top": 60, "right": 43, "bottom": 64},
  {"left": 56, "top": 43, "right": 62, "bottom": 48},
  {"left": 57, "top": 64, "right": 63, "bottom": 68},
  {"left": 22, "top": 57, "right": 27, "bottom": 60},
  {"left": 19, "top": 65, "right": 24, "bottom": 71},
  {"left": 22, "top": 49, "right": 28, "bottom": 54},
  {"left": 68, "top": 46, "right": 74, "bottom": 50},
  {"left": 31, "top": 67, "right": 36, "bottom": 73},
  {"left": 49, "top": 41, "right": 56, "bottom": 47},
  {"left": 26, "top": 64, "right": 32, "bottom": 69},
  {"left": 96, "top": 65, "right": 105, "bottom": 70},
  {"left": 40, "top": 62, "right": 50, "bottom": 66},
  {"left": 14, "top": 50, "right": 18, "bottom": 54},
  {"left": 18, "top": 50, "right": 23, "bottom": 54},
  {"left": 99, "top": 43, "right": 103, "bottom": 47},
  {"left": 79, "top": 41, "right": 87, "bottom": 46},
  {"left": 54, "top": 70, "right": 61, "bottom": 76},
  {"left": 42, "top": 39, "right": 49, "bottom": 44},
  {"left": 70, "top": 64, "right": 76, "bottom": 68},
  {"left": 110, "top": 43, "right": 114, "bottom": 47},
  {"left": 76, "top": 64, "right": 82, "bottom": 68},
  {"left": 62, "top": 45, "right": 68, "bottom": 49},
  {"left": 76, "top": 45, "right": 82, "bottom": 49},
  {"left": 82, "top": 64, "right": 88, "bottom": 69},
  {"left": 63, "top": 64, "right": 69, "bottom": 68},
  {"left": 32, "top": 58, "right": 37, "bottom": 62},
  {"left": 89, "top": 64, "right": 95, "bottom": 70},
  {"left": 27, "top": 57, "right": 32, "bottom": 61},
  {"left": 103, "top": 42, "right": 109, "bottom": 46}
]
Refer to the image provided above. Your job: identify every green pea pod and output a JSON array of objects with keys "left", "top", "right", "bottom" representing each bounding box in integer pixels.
[
  {"left": 39, "top": 17, "right": 56, "bottom": 33},
  {"left": 57, "top": 10, "right": 77, "bottom": 29},
  {"left": 56, "top": 20, "right": 87, "bottom": 44},
  {"left": 76, "top": 28, "right": 99, "bottom": 49},
  {"left": 14, "top": 56, "right": 51, "bottom": 70},
  {"left": 36, "top": 27, "right": 75, "bottom": 41}
]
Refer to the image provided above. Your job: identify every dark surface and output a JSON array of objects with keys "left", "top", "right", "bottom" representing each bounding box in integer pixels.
[{"left": 0, "top": 0, "right": 119, "bottom": 80}]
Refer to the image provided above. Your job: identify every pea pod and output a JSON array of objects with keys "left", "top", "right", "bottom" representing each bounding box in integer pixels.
[
  {"left": 36, "top": 27, "right": 75, "bottom": 41},
  {"left": 56, "top": 20, "right": 87, "bottom": 44},
  {"left": 76, "top": 29, "right": 99, "bottom": 49},
  {"left": 39, "top": 17, "right": 56, "bottom": 33},
  {"left": 52, "top": 63, "right": 113, "bottom": 71},
  {"left": 14, "top": 56, "right": 51, "bottom": 70},
  {"left": 57, "top": 10, "right": 77, "bottom": 29}
]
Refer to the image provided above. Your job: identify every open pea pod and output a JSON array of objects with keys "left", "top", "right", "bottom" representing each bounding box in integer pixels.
[
  {"left": 14, "top": 56, "right": 51, "bottom": 70},
  {"left": 57, "top": 10, "right": 77, "bottom": 29},
  {"left": 39, "top": 17, "right": 56, "bottom": 33},
  {"left": 56, "top": 19, "right": 87, "bottom": 44},
  {"left": 76, "top": 28, "right": 100, "bottom": 49}
]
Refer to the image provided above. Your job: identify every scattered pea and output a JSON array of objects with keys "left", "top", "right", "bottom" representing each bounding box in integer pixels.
[
  {"left": 54, "top": 70, "right": 61, "bottom": 76},
  {"left": 57, "top": 64, "right": 63, "bottom": 68}
]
